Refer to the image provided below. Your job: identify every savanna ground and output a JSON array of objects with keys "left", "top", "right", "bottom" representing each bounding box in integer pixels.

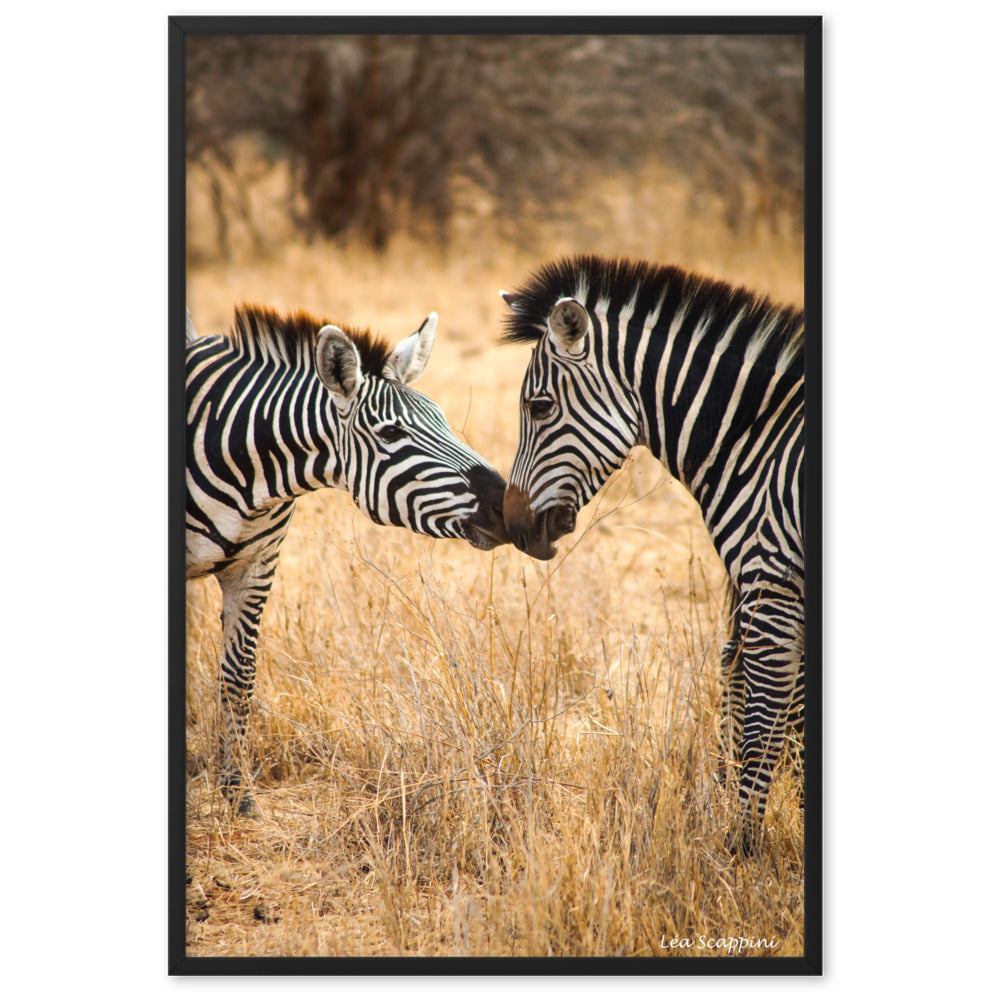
[{"left": 184, "top": 155, "right": 806, "bottom": 959}]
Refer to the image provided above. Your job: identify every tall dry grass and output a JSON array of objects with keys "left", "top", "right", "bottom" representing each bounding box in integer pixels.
[{"left": 184, "top": 157, "right": 805, "bottom": 958}]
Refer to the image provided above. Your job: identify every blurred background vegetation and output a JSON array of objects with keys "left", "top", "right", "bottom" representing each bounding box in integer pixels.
[{"left": 185, "top": 33, "right": 804, "bottom": 261}]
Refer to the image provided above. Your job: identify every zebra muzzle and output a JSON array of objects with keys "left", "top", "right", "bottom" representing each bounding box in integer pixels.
[
  {"left": 461, "top": 464, "right": 511, "bottom": 550},
  {"left": 503, "top": 484, "right": 577, "bottom": 561}
]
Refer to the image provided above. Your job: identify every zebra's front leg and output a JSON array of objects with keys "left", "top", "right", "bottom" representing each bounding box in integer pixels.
[
  {"left": 717, "top": 631, "right": 745, "bottom": 790},
  {"left": 216, "top": 557, "right": 278, "bottom": 818},
  {"left": 725, "top": 595, "right": 804, "bottom": 858}
]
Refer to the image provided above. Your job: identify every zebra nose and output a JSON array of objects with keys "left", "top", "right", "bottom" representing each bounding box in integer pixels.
[
  {"left": 466, "top": 464, "right": 511, "bottom": 544},
  {"left": 503, "top": 484, "right": 533, "bottom": 552},
  {"left": 504, "top": 484, "right": 564, "bottom": 560}
]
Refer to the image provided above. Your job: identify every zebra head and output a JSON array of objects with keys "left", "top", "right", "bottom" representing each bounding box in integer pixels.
[
  {"left": 502, "top": 295, "right": 641, "bottom": 560},
  {"left": 315, "top": 313, "right": 509, "bottom": 550}
]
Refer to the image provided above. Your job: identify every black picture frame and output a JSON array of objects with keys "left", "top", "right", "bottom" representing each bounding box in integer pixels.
[{"left": 169, "top": 14, "right": 822, "bottom": 975}]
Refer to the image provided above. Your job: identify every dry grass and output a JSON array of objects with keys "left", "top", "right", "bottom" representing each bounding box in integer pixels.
[{"left": 184, "top": 158, "right": 806, "bottom": 959}]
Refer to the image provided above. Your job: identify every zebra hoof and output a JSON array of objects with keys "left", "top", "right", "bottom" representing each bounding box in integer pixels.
[
  {"left": 235, "top": 792, "right": 262, "bottom": 820},
  {"left": 222, "top": 779, "right": 262, "bottom": 820}
]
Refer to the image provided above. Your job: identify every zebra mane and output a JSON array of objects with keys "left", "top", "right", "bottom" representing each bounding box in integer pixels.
[
  {"left": 501, "top": 255, "right": 803, "bottom": 370},
  {"left": 227, "top": 304, "right": 394, "bottom": 375}
]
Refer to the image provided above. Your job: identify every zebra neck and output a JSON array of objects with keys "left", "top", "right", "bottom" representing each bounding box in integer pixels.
[
  {"left": 241, "top": 362, "right": 347, "bottom": 506},
  {"left": 629, "top": 311, "right": 804, "bottom": 514}
]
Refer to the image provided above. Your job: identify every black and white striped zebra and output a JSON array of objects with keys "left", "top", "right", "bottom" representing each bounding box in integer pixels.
[
  {"left": 187, "top": 304, "right": 509, "bottom": 816},
  {"left": 499, "top": 256, "right": 805, "bottom": 857}
]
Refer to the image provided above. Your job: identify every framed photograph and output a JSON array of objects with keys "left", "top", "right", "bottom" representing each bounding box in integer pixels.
[{"left": 170, "top": 15, "right": 821, "bottom": 974}]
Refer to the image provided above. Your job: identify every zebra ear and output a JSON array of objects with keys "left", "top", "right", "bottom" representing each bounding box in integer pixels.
[
  {"left": 547, "top": 297, "right": 590, "bottom": 357},
  {"left": 384, "top": 312, "right": 436, "bottom": 385},
  {"left": 500, "top": 291, "right": 525, "bottom": 313},
  {"left": 185, "top": 306, "right": 200, "bottom": 343},
  {"left": 315, "top": 325, "right": 363, "bottom": 403}
]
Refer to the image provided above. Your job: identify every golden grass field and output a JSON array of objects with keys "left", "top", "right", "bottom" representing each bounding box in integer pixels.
[{"left": 184, "top": 159, "right": 806, "bottom": 959}]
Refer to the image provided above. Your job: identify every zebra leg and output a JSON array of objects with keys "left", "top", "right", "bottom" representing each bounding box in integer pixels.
[
  {"left": 215, "top": 552, "right": 280, "bottom": 818},
  {"left": 717, "top": 631, "right": 745, "bottom": 789},
  {"left": 725, "top": 594, "right": 804, "bottom": 858},
  {"left": 717, "top": 586, "right": 745, "bottom": 788}
]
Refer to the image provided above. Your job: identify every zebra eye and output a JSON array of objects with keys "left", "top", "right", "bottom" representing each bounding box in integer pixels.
[
  {"left": 527, "top": 396, "right": 555, "bottom": 420},
  {"left": 377, "top": 422, "right": 406, "bottom": 444}
]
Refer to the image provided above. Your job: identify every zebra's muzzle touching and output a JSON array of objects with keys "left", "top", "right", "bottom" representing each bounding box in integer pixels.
[{"left": 502, "top": 483, "right": 577, "bottom": 560}]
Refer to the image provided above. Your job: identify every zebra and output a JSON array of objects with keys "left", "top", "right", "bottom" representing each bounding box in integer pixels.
[
  {"left": 499, "top": 255, "right": 805, "bottom": 857},
  {"left": 187, "top": 304, "right": 509, "bottom": 817}
]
